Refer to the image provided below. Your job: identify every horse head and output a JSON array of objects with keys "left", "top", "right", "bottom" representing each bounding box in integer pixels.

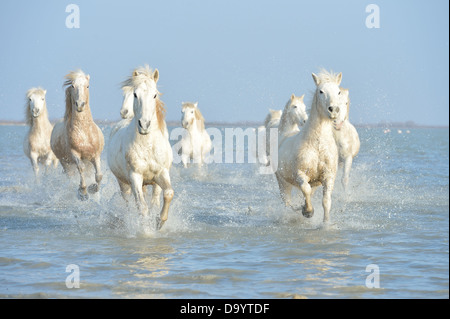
[
  {"left": 312, "top": 70, "right": 343, "bottom": 121},
  {"left": 26, "top": 88, "right": 47, "bottom": 121}
]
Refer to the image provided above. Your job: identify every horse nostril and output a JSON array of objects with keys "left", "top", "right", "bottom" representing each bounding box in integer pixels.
[
  {"left": 328, "top": 107, "right": 333, "bottom": 113},
  {"left": 335, "top": 106, "right": 340, "bottom": 113},
  {"left": 139, "top": 120, "right": 150, "bottom": 130}
]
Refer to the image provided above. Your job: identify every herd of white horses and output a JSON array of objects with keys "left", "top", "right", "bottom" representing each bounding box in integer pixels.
[{"left": 23, "top": 66, "right": 359, "bottom": 229}]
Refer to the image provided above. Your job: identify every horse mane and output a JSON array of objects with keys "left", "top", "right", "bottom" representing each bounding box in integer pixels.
[
  {"left": 340, "top": 87, "right": 350, "bottom": 121},
  {"left": 63, "top": 70, "right": 89, "bottom": 122},
  {"left": 315, "top": 69, "right": 342, "bottom": 85},
  {"left": 264, "top": 109, "right": 282, "bottom": 128},
  {"left": 122, "top": 65, "right": 166, "bottom": 133},
  {"left": 121, "top": 85, "right": 133, "bottom": 96},
  {"left": 279, "top": 97, "right": 294, "bottom": 128},
  {"left": 25, "top": 87, "right": 47, "bottom": 126}
]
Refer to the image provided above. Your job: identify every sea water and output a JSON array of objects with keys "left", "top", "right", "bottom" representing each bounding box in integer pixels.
[{"left": 0, "top": 124, "right": 448, "bottom": 298}]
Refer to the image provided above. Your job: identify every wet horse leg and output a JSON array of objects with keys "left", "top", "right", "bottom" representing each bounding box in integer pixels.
[
  {"left": 88, "top": 156, "right": 103, "bottom": 194},
  {"left": 72, "top": 152, "right": 88, "bottom": 201},
  {"left": 297, "top": 171, "right": 314, "bottom": 218},
  {"left": 130, "top": 172, "right": 148, "bottom": 216},
  {"left": 275, "top": 172, "right": 293, "bottom": 207},
  {"left": 29, "top": 151, "right": 40, "bottom": 181},
  {"left": 322, "top": 176, "right": 335, "bottom": 223},
  {"left": 154, "top": 168, "right": 174, "bottom": 230}
]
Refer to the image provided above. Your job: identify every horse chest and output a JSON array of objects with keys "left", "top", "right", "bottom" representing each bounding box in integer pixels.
[
  {"left": 69, "top": 127, "right": 99, "bottom": 156},
  {"left": 126, "top": 144, "right": 159, "bottom": 173}
]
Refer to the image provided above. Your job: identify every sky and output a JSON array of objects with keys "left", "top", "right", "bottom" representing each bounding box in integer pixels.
[{"left": 0, "top": 0, "right": 448, "bottom": 126}]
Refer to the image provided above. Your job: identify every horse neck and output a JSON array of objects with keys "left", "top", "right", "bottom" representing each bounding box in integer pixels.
[
  {"left": 30, "top": 107, "right": 51, "bottom": 132},
  {"left": 279, "top": 110, "right": 297, "bottom": 135},
  {"left": 302, "top": 95, "right": 334, "bottom": 142},
  {"left": 68, "top": 103, "right": 94, "bottom": 127}
]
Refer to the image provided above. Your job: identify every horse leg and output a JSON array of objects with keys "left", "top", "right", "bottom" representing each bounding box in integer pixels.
[
  {"left": 322, "top": 177, "right": 335, "bottom": 223},
  {"left": 88, "top": 156, "right": 103, "bottom": 194},
  {"left": 296, "top": 171, "right": 314, "bottom": 218},
  {"left": 275, "top": 173, "right": 292, "bottom": 207},
  {"left": 150, "top": 184, "right": 162, "bottom": 208},
  {"left": 72, "top": 153, "right": 88, "bottom": 201},
  {"left": 181, "top": 152, "right": 190, "bottom": 168},
  {"left": 154, "top": 168, "right": 174, "bottom": 230},
  {"left": 342, "top": 156, "right": 353, "bottom": 192},
  {"left": 29, "top": 151, "right": 40, "bottom": 181},
  {"left": 130, "top": 172, "right": 148, "bottom": 216},
  {"left": 117, "top": 180, "right": 132, "bottom": 203}
]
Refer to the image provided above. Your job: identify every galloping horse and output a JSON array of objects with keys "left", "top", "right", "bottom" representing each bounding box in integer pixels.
[
  {"left": 276, "top": 70, "right": 343, "bottom": 223},
  {"left": 50, "top": 70, "right": 104, "bottom": 201},
  {"left": 107, "top": 65, "right": 174, "bottom": 230},
  {"left": 23, "top": 87, "right": 58, "bottom": 179}
]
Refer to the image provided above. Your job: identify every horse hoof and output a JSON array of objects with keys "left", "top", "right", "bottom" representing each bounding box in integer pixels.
[
  {"left": 302, "top": 206, "right": 314, "bottom": 218},
  {"left": 88, "top": 183, "right": 99, "bottom": 194},
  {"left": 78, "top": 190, "right": 89, "bottom": 201}
]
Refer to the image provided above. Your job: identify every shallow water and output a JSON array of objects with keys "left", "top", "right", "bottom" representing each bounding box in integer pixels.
[{"left": 0, "top": 124, "right": 448, "bottom": 298}]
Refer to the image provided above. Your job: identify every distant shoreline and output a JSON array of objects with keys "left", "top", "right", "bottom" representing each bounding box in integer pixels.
[{"left": 0, "top": 120, "right": 448, "bottom": 129}]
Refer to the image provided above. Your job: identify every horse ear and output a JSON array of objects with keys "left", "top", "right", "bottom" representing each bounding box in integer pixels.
[
  {"left": 133, "top": 70, "right": 139, "bottom": 77},
  {"left": 152, "top": 69, "right": 159, "bottom": 83},
  {"left": 86, "top": 74, "right": 90, "bottom": 81},
  {"left": 291, "top": 94, "right": 295, "bottom": 100},
  {"left": 43, "top": 89, "right": 47, "bottom": 95},
  {"left": 194, "top": 102, "right": 198, "bottom": 108},
  {"left": 336, "top": 72, "right": 342, "bottom": 85},
  {"left": 312, "top": 73, "right": 320, "bottom": 86},
  {"left": 300, "top": 94, "right": 305, "bottom": 100}
]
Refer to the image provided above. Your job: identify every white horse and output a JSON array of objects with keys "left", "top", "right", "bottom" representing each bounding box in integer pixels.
[
  {"left": 23, "top": 88, "right": 58, "bottom": 179},
  {"left": 259, "top": 109, "right": 282, "bottom": 166},
  {"left": 107, "top": 65, "right": 174, "bottom": 230},
  {"left": 276, "top": 70, "right": 343, "bottom": 223},
  {"left": 50, "top": 70, "right": 104, "bottom": 201},
  {"left": 179, "top": 102, "right": 212, "bottom": 168},
  {"left": 333, "top": 88, "right": 360, "bottom": 191},
  {"left": 119, "top": 85, "right": 134, "bottom": 119},
  {"left": 277, "top": 94, "right": 308, "bottom": 146}
]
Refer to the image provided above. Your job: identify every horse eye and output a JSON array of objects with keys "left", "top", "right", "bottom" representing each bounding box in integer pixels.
[
  {"left": 293, "top": 105, "right": 297, "bottom": 109},
  {"left": 41, "top": 98, "right": 44, "bottom": 101},
  {"left": 320, "top": 90, "right": 324, "bottom": 94},
  {"left": 133, "top": 93, "right": 137, "bottom": 98},
  {"left": 87, "top": 85, "right": 89, "bottom": 88},
  {"left": 338, "top": 91, "right": 341, "bottom": 95},
  {"left": 153, "top": 94, "right": 157, "bottom": 99},
  {"left": 71, "top": 85, "right": 75, "bottom": 88}
]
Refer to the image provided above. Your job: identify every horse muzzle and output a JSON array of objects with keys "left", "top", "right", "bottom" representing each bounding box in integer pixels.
[
  {"left": 120, "top": 109, "right": 132, "bottom": 119},
  {"left": 75, "top": 101, "right": 86, "bottom": 112},
  {"left": 138, "top": 119, "right": 151, "bottom": 135},
  {"left": 327, "top": 106, "right": 340, "bottom": 120}
]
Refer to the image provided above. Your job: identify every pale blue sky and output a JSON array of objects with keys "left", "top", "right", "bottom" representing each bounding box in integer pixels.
[{"left": 0, "top": 0, "right": 448, "bottom": 125}]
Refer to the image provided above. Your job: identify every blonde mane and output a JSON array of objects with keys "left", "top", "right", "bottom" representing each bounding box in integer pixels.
[
  {"left": 25, "top": 87, "right": 47, "bottom": 126},
  {"left": 264, "top": 109, "right": 282, "bottom": 128},
  {"left": 340, "top": 88, "right": 350, "bottom": 121},
  {"left": 315, "top": 69, "right": 342, "bottom": 85},
  {"left": 63, "top": 70, "right": 90, "bottom": 122},
  {"left": 122, "top": 65, "right": 166, "bottom": 133}
]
